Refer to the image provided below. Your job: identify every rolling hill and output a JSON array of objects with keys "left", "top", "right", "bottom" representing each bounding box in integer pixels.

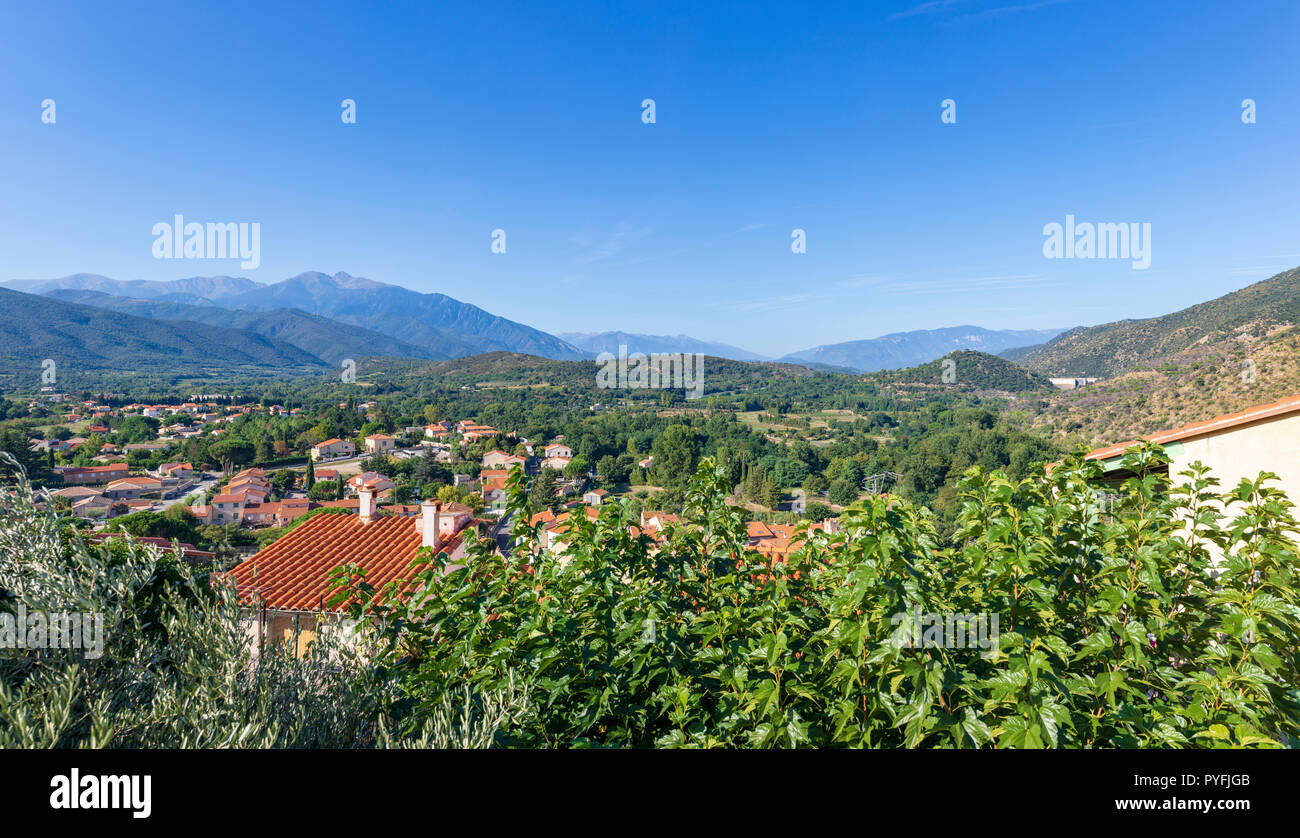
[{"left": 867, "top": 350, "right": 1054, "bottom": 395}]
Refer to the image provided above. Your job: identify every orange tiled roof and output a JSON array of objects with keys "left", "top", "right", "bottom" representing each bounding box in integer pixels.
[
  {"left": 1085, "top": 392, "right": 1300, "bottom": 462},
  {"left": 529, "top": 509, "right": 558, "bottom": 527},
  {"left": 227, "top": 513, "right": 432, "bottom": 611},
  {"left": 88, "top": 532, "right": 214, "bottom": 559}
]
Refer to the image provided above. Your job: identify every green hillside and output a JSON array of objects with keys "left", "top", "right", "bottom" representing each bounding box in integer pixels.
[
  {"left": 869, "top": 350, "right": 1052, "bottom": 394},
  {"left": 1011, "top": 267, "right": 1300, "bottom": 377},
  {"left": 0, "top": 287, "right": 327, "bottom": 379}
]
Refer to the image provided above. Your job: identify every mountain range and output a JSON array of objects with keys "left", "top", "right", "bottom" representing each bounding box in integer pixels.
[
  {"left": 0, "top": 287, "right": 324, "bottom": 374},
  {"left": 778, "top": 326, "right": 1067, "bottom": 373},
  {"left": 3, "top": 273, "right": 1076, "bottom": 376},
  {"left": 3, "top": 272, "right": 586, "bottom": 362},
  {"left": 3, "top": 267, "right": 1298, "bottom": 415},
  {"left": 558, "top": 331, "right": 770, "bottom": 362},
  {"left": 41, "top": 289, "right": 437, "bottom": 365}
]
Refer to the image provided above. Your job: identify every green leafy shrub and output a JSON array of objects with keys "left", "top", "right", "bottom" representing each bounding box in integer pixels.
[{"left": 338, "top": 445, "right": 1300, "bottom": 748}]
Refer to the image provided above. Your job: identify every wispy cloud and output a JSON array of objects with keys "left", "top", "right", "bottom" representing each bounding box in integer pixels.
[
  {"left": 901, "top": 275, "right": 1060, "bottom": 296},
  {"left": 890, "top": 0, "right": 1078, "bottom": 23},
  {"left": 843, "top": 272, "right": 1057, "bottom": 296},
  {"left": 719, "top": 292, "right": 823, "bottom": 313},
  {"left": 569, "top": 222, "right": 653, "bottom": 265}
]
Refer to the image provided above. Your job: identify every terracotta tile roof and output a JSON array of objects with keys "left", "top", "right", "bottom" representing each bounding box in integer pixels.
[
  {"left": 88, "top": 532, "right": 214, "bottom": 559},
  {"left": 227, "top": 513, "right": 430, "bottom": 611},
  {"left": 528, "top": 509, "right": 558, "bottom": 527},
  {"left": 52, "top": 486, "right": 102, "bottom": 499},
  {"left": 1085, "top": 392, "right": 1300, "bottom": 462},
  {"left": 107, "top": 476, "right": 161, "bottom": 489},
  {"left": 63, "top": 463, "right": 129, "bottom": 475},
  {"left": 549, "top": 507, "right": 601, "bottom": 535},
  {"left": 316, "top": 498, "right": 361, "bottom": 510}
]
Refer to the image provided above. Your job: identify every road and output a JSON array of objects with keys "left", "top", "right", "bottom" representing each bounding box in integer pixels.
[
  {"left": 158, "top": 475, "right": 218, "bottom": 511},
  {"left": 492, "top": 510, "right": 517, "bottom": 556}
]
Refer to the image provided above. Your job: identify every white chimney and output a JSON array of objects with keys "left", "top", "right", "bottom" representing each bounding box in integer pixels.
[
  {"left": 419, "top": 499, "right": 441, "bottom": 550},
  {"left": 358, "top": 488, "right": 377, "bottom": 523}
]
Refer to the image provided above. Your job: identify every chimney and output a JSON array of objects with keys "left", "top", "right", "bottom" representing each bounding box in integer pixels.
[
  {"left": 419, "top": 499, "right": 441, "bottom": 550},
  {"left": 358, "top": 487, "right": 377, "bottom": 524}
]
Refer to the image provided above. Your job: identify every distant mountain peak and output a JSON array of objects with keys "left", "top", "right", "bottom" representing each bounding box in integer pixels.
[
  {"left": 558, "top": 331, "right": 769, "bottom": 362},
  {"left": 780, "top": 325, "right": 1069, "bottom": 373}
]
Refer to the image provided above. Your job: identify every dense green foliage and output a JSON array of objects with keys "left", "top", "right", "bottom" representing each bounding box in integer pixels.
[{"left": 338, "top": 446, "right": 1300, "bottom": 748}]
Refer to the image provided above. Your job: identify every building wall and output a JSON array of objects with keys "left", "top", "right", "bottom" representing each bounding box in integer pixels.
[
  {"left": 244, "top": 611, "right": 363, "bottom": 660},
  {"left": 1171, "top": 413, "right": 1300, "bottom": 511},
  {"left": 268, "top": 613, "right": 319, "bottom": 657},
  {"left": 1160, "top": 413, "right": 1300, "bottom": 563}
]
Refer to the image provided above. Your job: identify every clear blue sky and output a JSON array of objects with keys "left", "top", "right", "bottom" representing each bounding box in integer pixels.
[{"left": 1, "top": 0, "right": 1296, "bottom": 357}]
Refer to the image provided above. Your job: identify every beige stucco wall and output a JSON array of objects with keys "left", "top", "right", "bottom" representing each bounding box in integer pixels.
[
  {"left": 1160, "top": 413, "right": 1300, "bottom": 564},
  {"left": 1169, "top": 413, "right": 1300, "bottom": 511}
]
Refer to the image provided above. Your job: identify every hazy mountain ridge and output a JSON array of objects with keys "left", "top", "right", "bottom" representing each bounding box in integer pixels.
[
  {"left": 780, "top": 326, "right": 1068, "bottom": 373},
  {"left": 3, "top": 271, "right": 586, "bottom": 362},
  {"left": 4, "top": 273, "right": 263, "bottom": 301},
  {"left": 559, "top": 331, "right": 770, "bottom": 361},
  {"left": 42, "top": 290, "right": 441, "bottom": 365}
]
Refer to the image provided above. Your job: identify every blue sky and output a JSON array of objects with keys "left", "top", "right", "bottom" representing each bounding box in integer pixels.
[{"left": 1, "top": 0, "right": 1297, "bottom": 357}]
